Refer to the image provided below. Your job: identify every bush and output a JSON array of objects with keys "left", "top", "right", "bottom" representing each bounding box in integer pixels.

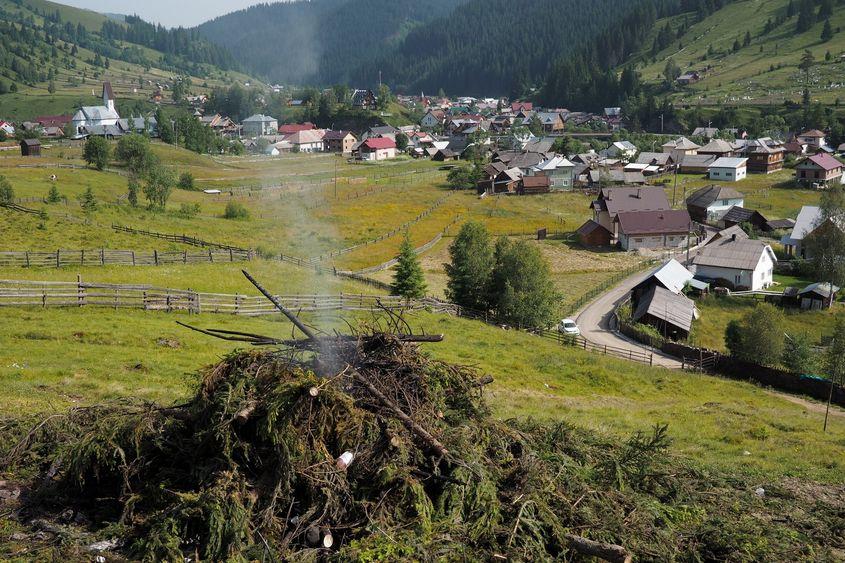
[
  {"left": 224, "top": 201, "right": 250, "bottom": 220},
  {"left": 178, "top": 171, "right": 195, "bottom": 190},
  {"left": 176, "top": 202, "right": 200, "bottom": 218},
  {"left": 82, "top": 136, "right": 110, "bottom": 170},
  {"left": 0, "top": 175, "right": 15, "bottom": 204}
]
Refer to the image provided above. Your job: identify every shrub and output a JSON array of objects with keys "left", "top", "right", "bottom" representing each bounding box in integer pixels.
[
  {"left": 178, "top": 172, "right": 195, "bottom": 190},
  {"left": 224, "top": 201, "right": 250, "bottom": 220},
  {"left": 724, "top": 303, "right": 785, "bottom": 366},
  {"left": 82, "top": 136, "right": 110, "bottom": 170},
  {"left": 176, "top": 202, "right": 200, "bottom": 218},
  {"left": 0, "top": 175, "right": 14, "bottom": 204}
]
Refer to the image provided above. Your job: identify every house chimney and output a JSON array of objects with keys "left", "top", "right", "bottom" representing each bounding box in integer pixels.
[
  {"left": 731, "top": 233, "right": 737, "bottom": 242},
  {"left": 636, "top": 188, "right": 641, "bottom": 199}
]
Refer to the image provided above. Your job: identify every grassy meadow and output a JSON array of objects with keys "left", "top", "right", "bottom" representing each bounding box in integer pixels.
[
  {"left": 634, "top": 0, "right": 845, "bottom": 105},
  {"left": 3, "top": 139, "right": 845, "bottom": 486},
  {"left": 1, "top": 304, "right": 843, "bottom": 483}
]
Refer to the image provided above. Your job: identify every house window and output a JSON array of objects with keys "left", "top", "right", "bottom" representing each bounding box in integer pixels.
[
  {"left": 634, "top": 238, "right": 644, "bottom": 243},
  {"left": 735, "top": 275, "right": 741, "bottom": 285}
]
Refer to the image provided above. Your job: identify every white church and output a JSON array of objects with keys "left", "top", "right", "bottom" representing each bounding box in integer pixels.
[{"left": 71, "top": 82, "right": 120, "bottom": 136}]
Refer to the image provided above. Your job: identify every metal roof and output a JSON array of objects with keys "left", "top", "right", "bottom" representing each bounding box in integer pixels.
[
  {"left": 686, "top": 185, "right": 744, "bottom": 208},
  {"left": 692, "top": 237, "right": 776, "bottom": 271},
  {"left": 632, "top": 285, "right": 695, "bottom": 333},
  {"left": 614, "top": 209, "right": 691, "bottom": 235},
  {"left": 640, "top": 258, "right": 694, "bottom": 294},
  {"left": 786, "top": 206, "right": 822, "bottom": 242},
  {"left": 710, "top": 157, "right": 748, "bottom": 169}
]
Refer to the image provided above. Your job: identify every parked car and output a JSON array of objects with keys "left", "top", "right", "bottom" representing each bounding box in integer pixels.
[{"left": 558, "top": 318, "right": 580, "bottom": 336}]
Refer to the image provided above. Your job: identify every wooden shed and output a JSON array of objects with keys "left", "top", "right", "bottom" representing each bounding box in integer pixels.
[
  {"left": 576, "top": 219, "right": 612, "bottom": 247},
  {"left": 20, "top": 139, "right": 41, "bottom": 157}
]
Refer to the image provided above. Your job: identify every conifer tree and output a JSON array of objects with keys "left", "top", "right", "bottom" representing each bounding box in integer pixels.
[
  {"left": 391, "top": 233, "right": 427, "bottom": 299},
  {"left": 821, "top": 19, "right": 833, "bottom": 42},
  {"left": 46, "top": 184, "right": 61, "bottom": 203}
]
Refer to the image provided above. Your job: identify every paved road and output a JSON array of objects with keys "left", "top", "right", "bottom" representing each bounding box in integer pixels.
[{"left": 575, "top": 267, "right": 684, "bottom": 368}]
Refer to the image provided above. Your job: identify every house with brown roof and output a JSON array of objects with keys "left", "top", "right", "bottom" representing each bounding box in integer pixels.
[
  {"left": 323, "top": 130, "right": 357, "bottom": 154},
  {"left": 691, "top": 234, "right": 777, "bottom": 290},
  {"left": 577, "top": 220, "right": 613, "bottom": 247},
  {"left": 279, "top": 122, "right": 315, "bottom": 135},
  {"left": 613, "top": 209, "right": 692, "bottom": 250},
  {"left": 697, "top": 138, "right": 736, "bottom": 158},
  {"left": 795, "top": 153, "right": 843, "bottom": 187},
  {"left": 590, "top": 186, "right": 672, "bottom": 236},
  {"left": 420, "top": 109, "right": 446, "bottom": 128},
  {"left": 720, "top": 206, "right": 768, "bottom": 231},
  {"left": 287, "top": 129, "right": 325, "bottom": 152},
  {"left": 518, "top": 175, "right": 551, "bottom": 195},
  {"left": 662, "top": 137, "right": 700, "bottom": 162}
]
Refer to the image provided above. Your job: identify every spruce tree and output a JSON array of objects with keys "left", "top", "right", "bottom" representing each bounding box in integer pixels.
[
  {"left": 127, "top": 178, "right": 139, "bottom": 207},
  {"left": 821, "top": 19, "right": 833, "bottom": 42},
  {"left": 46, "top": 184, "right": 61, "bottom": 203},
  {"left": 391, "top": 233, "right": 427, "bottom": 299},
  {"left": 78, "top": 187, "right": 97, "bottom": 213}
]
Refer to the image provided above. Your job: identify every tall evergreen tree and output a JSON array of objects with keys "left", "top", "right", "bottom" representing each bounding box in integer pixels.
[
  {"left": 392, "top": 233, "right": 427, "bottom": 299},
  {"left": 796, "top": 0, "right": 816, "bottom": 32},
  {"left": 821, "top": 19, "right": 833, "bottom": 42}
]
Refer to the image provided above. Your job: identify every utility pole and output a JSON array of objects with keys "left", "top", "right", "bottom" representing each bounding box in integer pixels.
[
  {"left": 686, "top": 220, "right": 692, "bottom": 264},
  {"left": 334, "top": 158, "right": 338, "bottom": 199},
  {"left": 660, "top": 113, "right": 664, "bottom": 133}
]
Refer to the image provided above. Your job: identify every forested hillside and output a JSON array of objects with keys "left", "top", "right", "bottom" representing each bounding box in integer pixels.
[{"left": 197, "top": 0, "right": 466, "bottom": 87}]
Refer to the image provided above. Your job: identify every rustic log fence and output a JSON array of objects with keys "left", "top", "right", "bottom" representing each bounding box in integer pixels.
[
  {"left": 0, "top": 279, "right": 452, "bottom": 316},
  {"left": 111, "top": 224, "right": 251, "bottom": 252},
  {"left": 0, "top": 202, "right": 42, "bottom": 215},
  {"left": 0, "top": 248, "right": 252, "bottom": 268}
]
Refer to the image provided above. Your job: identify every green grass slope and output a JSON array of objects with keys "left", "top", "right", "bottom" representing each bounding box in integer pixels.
[{"left": 633, "top": 0, "right": 845, "bottom": 105}]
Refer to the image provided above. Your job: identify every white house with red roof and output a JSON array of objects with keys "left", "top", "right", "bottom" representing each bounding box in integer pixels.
[
  {"left": 0, "top": 120, "right": 14, "bottom": 136},
  {"left": 795, "top": 153, "right": 843, "bottom": 187}
]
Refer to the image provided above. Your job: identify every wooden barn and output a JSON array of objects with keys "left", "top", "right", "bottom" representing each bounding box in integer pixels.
[
  {"left": 576, "top": 219, "right": 612, "bottom": 247},
  {"left": 20, "top": 139, "right": 41, "bottom": 157}
]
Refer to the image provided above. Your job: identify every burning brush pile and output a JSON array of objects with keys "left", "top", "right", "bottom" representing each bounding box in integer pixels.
[{"left": 2, "top": 274, "right": 844, "bottom": 561}]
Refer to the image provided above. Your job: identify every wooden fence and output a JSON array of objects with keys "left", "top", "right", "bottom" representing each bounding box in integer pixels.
[
  {"left": 0, "top": 279, "right": 437, "bottom": 316},
  {"left": 111, "top": 224, "right": 251, "bottom": 252},
  {"left": 0, "top": 202, "right": 41, "bottom": 215},
  {"left": 0, "top": 248, "right": 252, "bottom": 268}
]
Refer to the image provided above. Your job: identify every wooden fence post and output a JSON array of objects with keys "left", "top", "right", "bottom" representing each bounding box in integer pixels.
[
  {"left": 184, "top": 250, "right": 188, "bottom": 264},
  {"left": 56, "top": 249, "right": 60, "bottom": 268},
  {"left": 25, "top": 251, "right": 30, "bottom": 267},
  {"left": 209, "top": 249, "right": 213, "bottom": 263},
  {"left": 131, "top": 251, "right": 135, "bottom": 266},
  {"left": 81, "top": 249, "right": 85, "bottom": 265},
  {"left": 77, "top": 274, "right": 84, "bottom": 307}
]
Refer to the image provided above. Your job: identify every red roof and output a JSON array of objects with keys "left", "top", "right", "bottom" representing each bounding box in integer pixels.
[
  {"left": 35, "top": 114, "right": 72, "bottom": 126},
  {"left": 279, "top": 122, "right": 315, "bottom": 134},
  {"left": 799, "top": 129, "right": 825, "bottom": 138},
  {"left": 806, "top": 153, "right": 843, "bottom": 171},
  {"left": 511, "top": 102, "right": 533, "bottom": 112},
  {"left": 362, "top": 137, "right": 396, "bottom": 150}
]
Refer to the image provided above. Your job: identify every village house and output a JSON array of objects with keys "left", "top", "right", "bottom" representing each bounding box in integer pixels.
[
  {"left": 589, "top": 186, "right": 671, "bottom": 236},
  {"left": 635, "top": 152, "right": 674, "bottom": 174},
  {"left": 529, "top": 155, "right": 575, "bottom": 189},
  {"left": 662, "top": 137, "right": 700, "bottom": 163},
  {"left": 35, "top": 115, "right": 72, "bottom": 130},
  {"left": 0, "top": 120, "right": 14, "bottom": 136},
  {"left": 242, "top": 114, "right": 278, "bottom": 137},
  {"left": 510, "top": 101, "right": 533, "bottom": 113},
  {"left": 323, "top": 130, "right": 357, "bottom": 154},
  {"left": 632, "top": 285, "right": 696, "bottom": 340},
  {"left": 535, "top": 112, "right": 564, "bottom": 132},
  {"left": 420, "top": 109, "right": 446, "bottom": 129},
  {"left": 613, "top": 209, "right": 692, "bottom": 250},
  {"left": 741, "top": 138, "right": 785, "bottom": 174},
  {"left": 604, "top": 141, "right": 637, "bottom": 161},
  {"left": 796, "top": 129, "right": 828, "bottom": 152},
  {"left": 200, "top": 114, "right": 238, "bottom": 136},
  {"left": 676, "top": 71, "right": 701, "bottom": 85},
  {"left": 351, "top": 89, "right": 377, "bottom": 110},
  {"left": 691, "top": 234, "right": 777, "bottom": 291},
  {"left": 677, "top": 154, "right": 716, "bottom": 174},
  {"left": 685, "top": 185, "right": 745, "bottom": 223},
  {"left": 697, "top": 138, "right": 736, "bottom": 158},
  {"left": 781, "top": 205, "right": 844, "bottom": 258},
  {"left": 71, "top": 82, "right": 120, "bottom": 137},
  {"left": 366, "top": 125, "right": 399, "bottom": 141},
  {"left": 354, "top": 136, "right": 397, "bottom": 161},
  {"left": 518, "top": 175, "right": 551, "bottom": 195},
  {"left": 783, "top": 282, "right": 840, "bottom": 310},
  {"left": 118, "top": 116, "right": 158, "bottom": 137},
  {"left": 286, "top": 129, "right": 325, "bottom": 152},
  {"left": 708, "top": 157, "right": 748, "bottom": 182},
  {"left": 795, "top": 153, "right": 843, "bottom": 187}
]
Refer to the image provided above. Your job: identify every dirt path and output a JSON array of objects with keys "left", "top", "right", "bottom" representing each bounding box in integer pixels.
[{"left": 767, "top": 389, "right": 845, "bottom": 419}]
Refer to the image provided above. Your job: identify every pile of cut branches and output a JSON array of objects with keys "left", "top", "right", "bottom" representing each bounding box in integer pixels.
[{"left": 1, "top": 273, "right": 843, "bottom": 561}]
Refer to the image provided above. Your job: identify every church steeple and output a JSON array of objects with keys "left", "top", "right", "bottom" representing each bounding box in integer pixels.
[{"left": 102, "top": 82, "right": 115, "bottom": 113}]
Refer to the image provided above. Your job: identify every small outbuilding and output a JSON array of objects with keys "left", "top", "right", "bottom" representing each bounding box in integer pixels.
[
  {"left": 20, "top": 138, "right": 41, "bottom": 157},
  {"left": 576, "top": 219, "right": 613, "bottom": 247},
  {"left": 632, "top": 285, "right": 696, "bottom": 340}
]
